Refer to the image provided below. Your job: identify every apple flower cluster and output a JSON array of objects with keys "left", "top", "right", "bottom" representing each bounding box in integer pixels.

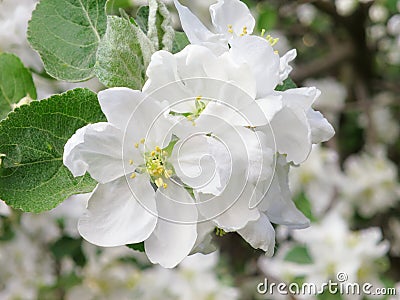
[{"left": 63, "top": 0, "right": 334, "bottom": 268}]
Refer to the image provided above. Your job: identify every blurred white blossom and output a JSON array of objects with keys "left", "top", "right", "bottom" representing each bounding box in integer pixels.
[
  {"left": 340, "top": 148, "right": 400, "bottom": 218},
  {"left": 0, "top": 0, "right": 42, "bottom": 71},
  {"left": 259, "top": 210, "right": 390, "bottom": 299},
  {"left": 289, "top": 145, "right": 342, "bottom": 217}
]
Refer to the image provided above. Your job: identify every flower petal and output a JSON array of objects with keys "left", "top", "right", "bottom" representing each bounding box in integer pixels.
[
  {"left": 238, "top": 213, "right": 276, "bottom": 255},
  {"left": 279, "top": 49, "right": 297, "bottom": 82},
  {"left": 196, "top": 177, "right": 261, "bottom": 231},
  {"left": 78, "top": 175, "right": 157, "bottom": 247},
  {"left": 98, "top": 88, "right": 145, "bottom": 130},
  {"left": 63, "top": 123, "right": 137, "bottom": 184},
  {"left": 307, "top": 109, "right": 335, "bottom": 143},
  {"left": 210, "top": 0, "right": 255, "bottom": 38},
  {"left": 145, "top": 181, "right": 198, "bottom": 268},
  {"left": 229, "top": 35, "right": 280, "bottom": 98},
  {"left": 264, "top": 105, "right": 312, "bottom": 164},
  {"left": 171, "top": 134, "right": 229, "bottom": 195},
  {"left": 174, "top": 0, "right": 218, "bottom": 44},
  {"left": 259, "top": 156, "right": 310, "bottom": 229}
]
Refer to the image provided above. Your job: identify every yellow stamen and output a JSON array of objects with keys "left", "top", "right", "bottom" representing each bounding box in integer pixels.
[
  {"left": 162, "top": 151, "right": 168, "bottom": 156},
  {"left": 129, "top": 160, "right": 134, "bottom": 165},
  {"left": 151, "top": 151, "right": 156, "bottom": 156},
  {"left": 140, "top": 138, "right": 145, "bottom": 144},
  {"left": 196, "top": 96, "right": 202, "bottom": 101},
  {"left": 228, "top": 24, "right": 233, "bottom": 33},
  {"left": 240, "top": 26, "right": 248, "bottom": 36},
  {"left": 163, "top": 183, "right": 168, "bottom": 189},
  {"left": 134, "top": 143, "right": 139, "bottom": 149},
  {"left": 155, "top": 177, "right": 164, "bottom": 188},
  {"left": 261, "top": 29, "right": 266, "bottom": 37},
  {"left": 155, "top": 146, "right": 161, "bottom": 152},
  {"left": 130, "top": 173, "right": 137, "bottom": 179}
]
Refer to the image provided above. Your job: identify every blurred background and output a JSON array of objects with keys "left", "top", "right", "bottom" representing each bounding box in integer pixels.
[{"left": 0, "top": 0, "right": 400, "bottom": 299}]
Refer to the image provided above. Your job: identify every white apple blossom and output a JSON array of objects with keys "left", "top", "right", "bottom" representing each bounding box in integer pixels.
[
  {"left": 63, "top": 87, "right": 202, "bottom": 268},
  {"left": 339, "top": 148, "right": 400, "bottom": 218},
  {"left": 67, "top": 244, "right": 239, "bottom": 300},
  {"left": 0, "top": 228, "right": 56, "bottom": 300},
  {"left": 64, "top": 0, "right": 335, "bottom": 267},
  {"left": 0, "top": 0, "right": 42, "bottom": 71},
  {"left": 259, "top": 210, "right": 390, "bottom": 299},
  {"left": 137, "top": 252, "right": 240, "bottom": 300},
  {"left": 289, "top": 145, "right": 342, "bottom": 217},
  {"left": 173, "top": 0, "right": 335, "bottom": 165},
  {"left": 143, "top": 42, "right": 318, "bottom": 253}
]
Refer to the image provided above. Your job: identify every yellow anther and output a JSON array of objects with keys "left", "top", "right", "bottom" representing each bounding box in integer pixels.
[
  {"left": 261, "top": 29, "right": 266, "bottom": 37},
  {"left": 129, "top": 160, "right": 134, "bottom": 165},
  {"left": 187, "top": 115, "right": 193, "bottom": 121},
  {"left": 240, "top": 26, "right": 248, "bottom": 36},
  {"left": 130, "top": 173, "right": 137, "bottom": 179},
  {"left": 134, "top": 143, "right": 139, "bottom": 149},
  {"left": 157, "top": 167, "right": 164, "bottom": 174},
  {"left": 140, "top": 138, "right": 145, "bottom": 144},
  {"left": 274, "top": 50, "right": 279, "bottom": 54},
  {"left": 164, "top": 169, "right": 172, "bottom": 179},
  {"left": 270, "top": 38, "right": 279, "bottom": 46},
  {"left": 163, "top": 183, "right": 168, "bottom": 189},
  {"left": 196, "top": 96, "right": 202, "bottom": 101},
  {"left": 228, "top": 24, "right": 233, "bottom": 33},
  {"left": 155, "top": 177, "right": 164, "bottom": 188},
  {"left": 155, "top": 146, "right": 161, "bottom": 152},
  {"left": 151, "top": 151, "right": 156, "bottom": 156}
]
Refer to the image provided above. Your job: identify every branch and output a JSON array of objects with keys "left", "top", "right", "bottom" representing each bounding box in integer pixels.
[{"left": 291, "top": 42, "right": 354, "bottom": 82}]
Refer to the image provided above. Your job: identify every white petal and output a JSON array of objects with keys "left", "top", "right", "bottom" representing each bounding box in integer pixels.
[
  {"left": 196, "top": 178, "right": 261, "bottom": 231},
  {"left": 255, "top": 94, "right": 284, "bottom": 123},
  {"left": 210, "top": 0, "right": 255, "bottom": 38},
  {"left": 279, "top": 49, "right": 297, "bottom": 82},
  {"left": 278, "top": 87, "right": 320, "bottom": 111},
  {"left": 78, "top": 175, "right": 157, "bottom": 247},
  {"left": 191, "top": 221, "right": 217, "bottom": 255},
  {"left": 145, "top": 181, "right": 198, "bottom": 268},
  {"left": 265, "top": 106, "right": 312, "bottom": 164},
  {"left": 229, "top": 36, "right": 280, "bottom": 98},
  {"left": 98, "top": 88, "right": 145, "bottom": 130},
  {"left": 238, "top": 213, "right": 275, "bottom": 255},
  {"left": 171, "top": 135, "right": 229, "bottom": 195},
  {"left": 259, "top": 157, "right": 310, "bottom": 229},
  {"left": 63, "top": 123, "right": 137, "bottom": 184},
  {"left": 174, "top": 0, "right": 218, "bottom": 44},
  {"left": 307, "top": 109, "right": 335, "bottom": 143}
]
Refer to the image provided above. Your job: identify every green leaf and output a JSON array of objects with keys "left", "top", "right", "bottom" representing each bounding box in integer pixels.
[
  {"left": 51, "top": 236, "right": 86, "bottom": 267},
  {"left": 95, "top": 15, "right": 155, "bottom": 90},
  {"left": 136, "top": 6, "right": 150, "bottom": 34},
  {"left": 0, "top": 88, "right": 106, "bottom": 212},
  {"left": 147, "top": 0, "right": 175, "bottom": 51},
  {"left": 284, "top": 245, "right": 313, "bottom": 264},
  {"left": 27, "top": 0, "right": 107, "bottom": 82},
  {"left": 0, "top": 53, "right": 37, "bottom": 120},
  {"left": 106, "top": 0, "right": 132, "bottom": 15},
  {"left": 172, "top": 31, "right": 190, "bottom": 54},
  {"left": 295, "top": 193, "right": 317, "bottom": 223},
  {"left": 127, "top": 242, "right": 145, "bottom": 252},
  {"left": 275, "top": 77, "right": 297, "bottom": 91}
]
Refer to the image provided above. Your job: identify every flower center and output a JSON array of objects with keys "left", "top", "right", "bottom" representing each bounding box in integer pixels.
[
  {"left": 185, "top": 96, "right": 207, "bottom": 126},
  {"left": 130, "top": 140, "right": 174, "bottom": 189},
  {"left": 227, "top": 24, "right": 248, "bottom": 36}
]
